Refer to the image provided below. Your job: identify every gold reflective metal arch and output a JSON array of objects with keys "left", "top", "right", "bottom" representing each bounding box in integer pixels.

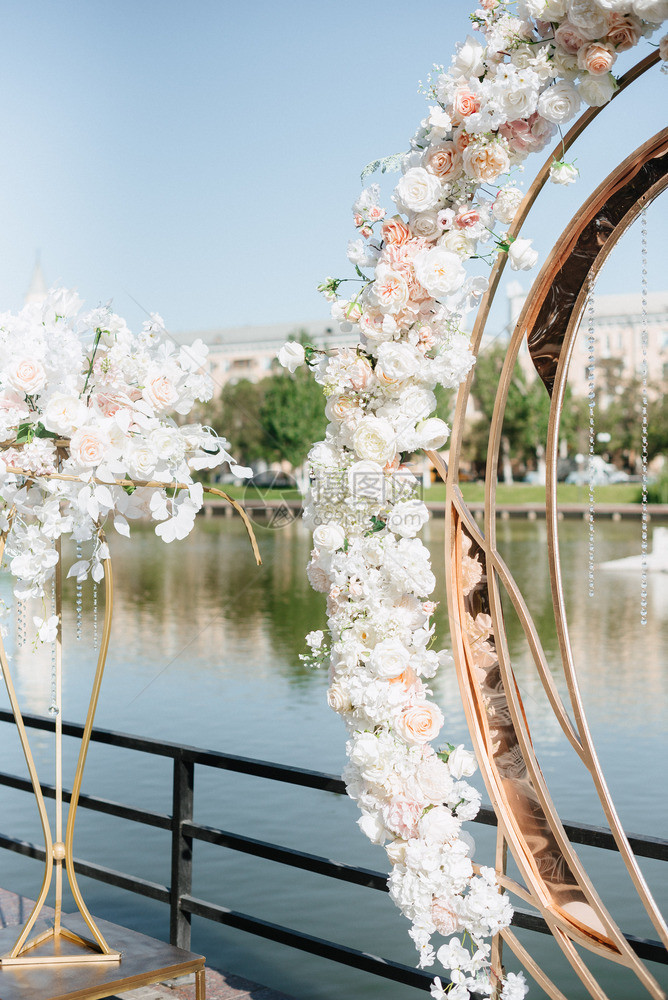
[{"left": 429, "top": 54, "right": 668, "bottom": 1000}]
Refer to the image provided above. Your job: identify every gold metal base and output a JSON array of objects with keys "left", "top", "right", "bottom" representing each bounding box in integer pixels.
[{"left": 0, "top": 913, "right": 206, "bottom": 999}]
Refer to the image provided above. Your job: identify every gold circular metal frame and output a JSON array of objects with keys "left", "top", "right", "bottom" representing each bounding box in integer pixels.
[{"left": 429, "top": 52, "right": 668, "bottom": 1000}]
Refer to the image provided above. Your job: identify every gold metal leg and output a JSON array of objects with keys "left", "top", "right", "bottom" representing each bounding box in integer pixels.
[{"left": 195, "top": 966, "right": 206, "bottom": 1000}]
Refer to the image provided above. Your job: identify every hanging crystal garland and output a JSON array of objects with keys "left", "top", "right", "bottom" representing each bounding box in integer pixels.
[
  {"left": 586, "top": 274, "right": 596, "bottom": 599},
  {"left": 16, "top": 598, "right": 25, "bottom": 648},
  {"left": 93, "top": 579, "right": 99, "bottom": 650},
  {"left": 640, "top": 207, "right": 649, "bottom": 626},
  {"left": 75, "top": 541, "right": 83, "bottom": 640},
  {"left": 49, "top": 577, "right": 59, "bottom": 717}
]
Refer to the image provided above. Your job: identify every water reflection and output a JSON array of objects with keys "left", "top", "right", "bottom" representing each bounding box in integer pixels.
[{"left": 0, "top": 515, "right": 665, "bottom": 1000}]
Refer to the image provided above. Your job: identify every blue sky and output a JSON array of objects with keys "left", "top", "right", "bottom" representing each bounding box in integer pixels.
[{"left": 0, "top": 0, "right": 664, "bottom": 338}]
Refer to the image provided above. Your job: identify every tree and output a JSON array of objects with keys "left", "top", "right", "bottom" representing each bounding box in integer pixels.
[
  {"left": 213, "top": 378, "right": 267, "bottom": 465},
  {"left": 260, "top": 366, "right": 327, "bottom": 470}
]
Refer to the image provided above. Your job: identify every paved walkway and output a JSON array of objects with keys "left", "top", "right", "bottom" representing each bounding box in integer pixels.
[{"left": 0, "top": 888, "right": 295, "bottom": 1000}]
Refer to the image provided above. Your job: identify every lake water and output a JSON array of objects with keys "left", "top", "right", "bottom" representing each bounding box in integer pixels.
[{"left": 0, "top": 515, "right": 666, "bottom": 1000}]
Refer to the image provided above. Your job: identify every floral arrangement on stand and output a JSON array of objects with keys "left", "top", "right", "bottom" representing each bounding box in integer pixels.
[
  {"left": 280, "top": 2, "right": 667, "bottom": 998},
  {"left": 0, "top": 287, "right": 258, "bottom": 630}
]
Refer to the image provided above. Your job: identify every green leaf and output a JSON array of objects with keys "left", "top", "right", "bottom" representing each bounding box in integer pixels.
[
  {"left": 34, "top": 422, "right": 58, "bottom": 440},
  {"left": 360, "top": 151, "right": 405, "bottom": 184},
  {"left": 15, "top": 422, "right": 35, "bottom": 444},
  {"left": 360, "top": 159, "right": 381, "bottom": 183}
]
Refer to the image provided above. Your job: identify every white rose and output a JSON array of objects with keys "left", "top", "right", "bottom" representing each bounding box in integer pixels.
[
  {"left": 375, "top": 342, "right": 422, "bottom": 385},
  {"left": 418, "top": 805, "right": 462, "bottom": 844},
  {"left": 493, "top": 185, "right": 523, "bottom": 224},
  {"left": 437, "top": 230, "right": 476, "bottom": 259},
  {"left": 278, "top": 341, "right": 306, "bottom": 372},
  {"left": 126, "top": 440, "right": 159, "bottom": 480},
  {"left": 368, "top": 638, "right": 411, "bottom": 679},
  {"left": 352, "top": 415, "right": 397, "bottom": 464},
  {"left": 550, "top": 161, "right": 579, "bottom": 185},
  {"left": 413, "top": 247, "right": 466, "bottom": 298},
  {"left": 394, "top": 167, "right": 443, "bottom": 214},
  {"left": 447, "top": 745, "right": 478, "bottom": 779},
  {"left": 7, "top": 358, "right": 46, "bottom": 395},
  {"left": 42, "top": 392, "right": 86, "bottom": 435},
  {"left": 661, "top": 33, "right": 668, "bottom": 61},
  {"left": 358, "top": 812, "right": 388, "bottom": 844},
  {"left": 508, "top": 238, "right": 539, "bottom": 271},
  {"left": 347, "top": 460, "right": 387, "bottom": 500},
  {"left": 568, "top": 0, "right": 611, "bottom": 38},
  {"left": 452, "top": 34, "right": 485, "bottom": 78},
  {"left": 409, "top": 211, "right": 441, "bottom": 241},
  {"left": 577, "top": 71, "right": 617, "bottom": 107},
  {"left": 632, "top": 0, "right": 668, "bottom": 20},
  {"left": 414, "top": 417, "right": 450, "bottom": 450},
  {"left": 388, "top": 499, "right": 429, "bottom": 538},
  {"left": 416, "top": 754, "right": 455, "bottom": 803},
  {"left": 312, "top": 522, "right": 345, "bottom": 552},
  {"left": 537, "top": 80, "right": 581, "bottom": 125}
]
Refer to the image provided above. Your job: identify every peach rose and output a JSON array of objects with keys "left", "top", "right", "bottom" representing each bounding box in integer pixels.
[
  {"left": 143, "top": 374, "right": 178, "bottom": 411},
  {"left": 70, "top": 427, "right": 108, "bottom": 467},
  {"left": 8, "top": 358, "right": 46, "bottom": 395},
  {"left": 382, "top": 797, "right": 423, "bottom": 839},
  {"left": 578, "top": 40, "right": 616, "bottom": 76},
  {"left": 367, "top": 205, "right": 385, "bottom": 222},
  {"left": 554, "top": 22, "right": 588, "bottom": 54},
  {"left": 396, "top": 702, "right": 444, "bottom": 745},
  {"left": 423, "top": 142, "right": 462, "bottom": 180},
  {"left": 452, "top": 128, "right": 472, "bottom": 155},
  {"left": 382, "top": 216, "right": 411, "bottom": 246},
  {"left": 451, "top": 86, "right": 480, "bottom": 120},
  {"left": 463, "top": 141, "right": 510, "bottom": 183},
  {"left": 454, "top": 208, "right": 480, "bottom": 230},
  {"left": 432, "top": 900, "right": 462, "bottom": 936},
  {"left": 606, "top": 14, "right": 642, "bottom": 51}
]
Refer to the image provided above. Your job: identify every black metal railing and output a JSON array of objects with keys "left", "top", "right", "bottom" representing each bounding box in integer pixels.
[{"left": 0, "top": 709, "right": 666, "bottom": 995}]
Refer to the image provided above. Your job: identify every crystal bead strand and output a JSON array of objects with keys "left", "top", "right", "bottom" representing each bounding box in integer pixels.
[
  {"left": 49, "top": 577, "right": 59, "bottom": 716},
  {"left": 16, "top": 598, "right": 24, "bottom": 648},
  {"left": 93, "top": 579, "right": 99, "bottom": 650},
  {"left": 587, "top": 274, "right": 596, "bottom": 599},
  {"left": 640, "top": 207, "right": 649, "bottom": 626},
  {"left": 76, "top": 542, "right": 83, "bottom": 640}
]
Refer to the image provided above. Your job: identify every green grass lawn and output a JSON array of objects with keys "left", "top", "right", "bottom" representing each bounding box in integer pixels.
[{"left": 205, "top": 481, "right": 645, "bottom": 505}]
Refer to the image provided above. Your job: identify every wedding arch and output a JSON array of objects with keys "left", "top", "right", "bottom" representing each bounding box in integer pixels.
[{"left": 286, "top": 4, "right": 668, "bottom": 998}]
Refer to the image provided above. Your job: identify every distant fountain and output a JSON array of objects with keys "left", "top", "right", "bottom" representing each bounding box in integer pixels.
[{"left": 600, "top": 526, "right": 668, "bottom": 573}]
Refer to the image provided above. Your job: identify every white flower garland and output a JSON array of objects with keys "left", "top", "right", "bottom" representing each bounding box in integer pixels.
[
  {"left": 282, "top": 4, "right": 667, "bottom": 996},
  {"left": 0, "top": 288, "right": 250, "bottom": 607}
]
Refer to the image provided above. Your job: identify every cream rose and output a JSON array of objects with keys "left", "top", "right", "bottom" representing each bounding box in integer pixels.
[
  {"left": 554, "top": 21, "right": 588, "bottom": 53},
  {"left": 577, "top": 40, "right": 616, "bottom": 76},
  {"left": 633, "top": 0, "right": 668, "bottom": 21},
  {"left": 368, "top": 265, "right": 410, "bottom": 315},
  {"left": 462, "top": 140, "right": 511, "bottom": 184},
  {"left": 143, "top": 373, "right": 178, "bottom": 411},
  {"left": 577, "top": 71, "right": 617, "bottom": 107},
  {"left": 387, "top": 499, "right": 429, "bottom": 539},
  {"left": 416, "top": 754, "right": 455, "bottom": 803},
  {"left": 70, "top": 426, "right": 109, "bottom": 468},
  {"left": 414, "top": 417, "right": 450, "bottom": 450},
  {"left": 413, "top": 246, "right": 466, "bottom": 298},
  {"left": 409, "top": 211, "right": 441, "bottom": 241},
  {"left": 7, "top": 358, "right": 46, "bottom": 395},
  {"left": 347, "top": 460, "right": 387, "bottom": 500},
  {"left": 568, "top": 0, "right": 611, "bottom": 38},
  {"left": 438, "top": 230, "right": 476, "bottom": 258},
  {"left": 395, "top": 702, "right": 444, "bottom": 745},
  {"left": 313, "top": 522, "right": 346, "bottom": 552},
  {"left": 550, "top": 161, "right": 579, "bottom": 185},
  {"left": 422, "top": 142, "right": 462, "bottom": 180},
  {"left": 126, "top": 440, "right": 159, "bottom": 480},
  {"left": 448, "top": 744, "right": 478, "bottom": 779},
  {"left": 537, "top": 80, "right": 581, "bottom": 125},
  {"left": 352, "top": 415, "right": 397, "bottom": 464},
  {"left": 42, "top": 392, "right": 86, "bottom": 435},
  {"left": 452, "top": 34, "right": 485, "bottom": 77},
  {"left": 394, "top": 167, "right": 443, "bottom": 214}
]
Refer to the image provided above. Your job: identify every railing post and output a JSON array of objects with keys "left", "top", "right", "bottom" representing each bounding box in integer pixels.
[{"left": 170, "top": 750, "right": 194, "bottom": 949}]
